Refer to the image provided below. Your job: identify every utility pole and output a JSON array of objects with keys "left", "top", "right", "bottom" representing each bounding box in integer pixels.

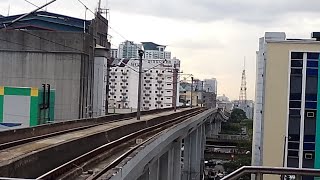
[
  {"left": 201, "top": 81, "right": 204, "bottom": 107},
  {"left": 172, "top": 63, "right": 178, "bottom": 112},
  {"left": 190, "top": 76, "right": 194, "bottom": 108},
  {"left": 137, "top": 50, "right": 144, "bottom": 120}
]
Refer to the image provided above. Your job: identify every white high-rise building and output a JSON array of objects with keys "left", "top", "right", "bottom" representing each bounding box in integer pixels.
[
  {"left": 118, "top": 41, "right": 142, "bottom": 59},
  {"left": 108, "top": 58, "right": 180, "bottom": 110},
  {"left": 142, "top": 42, "right": 171, "bottom": 59},
  {"left": 204, "top": 78, "right": 217, "bottom": 94}
]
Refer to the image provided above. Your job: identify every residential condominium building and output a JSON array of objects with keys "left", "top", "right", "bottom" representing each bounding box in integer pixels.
[
  {"left": 253, "top": 32, "right": 320, "bottom": 180},
  {"left": 108, "top": 58, "right": 180, "bottom": 111},
  {"left": 118, "top": 41, "right": 142, "bottom": 59},
  {"left": 142, "top": 42, "right": 171, "bottom": 59}
]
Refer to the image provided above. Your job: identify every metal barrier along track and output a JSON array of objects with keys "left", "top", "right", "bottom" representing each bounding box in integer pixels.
[
  {"left": 0, "top": 117, "right": 133, "bottom": 150},
  {"left": 36, "top": 109, "right": 205, "bottom": 180}
]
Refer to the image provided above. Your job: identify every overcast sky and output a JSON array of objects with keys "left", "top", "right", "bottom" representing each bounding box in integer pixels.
[{"left": 1, "top": 0, "right": 320, "bottom": 100}]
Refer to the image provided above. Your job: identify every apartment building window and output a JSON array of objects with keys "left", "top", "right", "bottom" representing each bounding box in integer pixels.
[
  {"left": 115, "top": 76, "right": 117, "bottom": 78},
  {"left": 287, "top": 52, "right": 319, "bottom": 168}
]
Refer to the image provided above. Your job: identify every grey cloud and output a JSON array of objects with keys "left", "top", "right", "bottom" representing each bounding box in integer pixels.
[{"left": 109, "top": 0, "right": 320, "bottom": 23}]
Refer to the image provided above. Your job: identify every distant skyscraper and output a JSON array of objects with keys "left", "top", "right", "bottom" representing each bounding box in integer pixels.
[
  {"left": 204, "top": 78, "right": 217, "bottom": 94},
  {"left": 118, "top": 41, "right": 142, "bottom": 59}
]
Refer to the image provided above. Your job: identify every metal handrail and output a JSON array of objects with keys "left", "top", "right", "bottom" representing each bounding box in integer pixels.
[{"left": 221, "top": 166, "right": 320, "bottom": 180}]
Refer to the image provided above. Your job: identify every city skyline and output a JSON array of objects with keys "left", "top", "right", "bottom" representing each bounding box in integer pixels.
[{"left": 2, "top": 0, "right": 319, "bottom": 100}]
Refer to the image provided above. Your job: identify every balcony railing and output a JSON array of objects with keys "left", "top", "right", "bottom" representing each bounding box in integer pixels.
[
  {"left": 146, "top": 73, "right": 151, "bottom": 76},
  {"left": 121, "top": 92, "right": 127, "bottom": 96},
  {"left": 144, "top": 100, "right": 150, "bottom": 103},
  {"left": 110, "top": 92, "right": 115, "bottom": 95},
  {"left": 110, "top": 79, "right": 115, "bottom": 82},
  {"left": 145, "top": 87, "right": 151, "bottom": 90},
  {"left": 145, "top": 93, "right": 150, "bottom": 97},
  {"left": 110, "top": 85, "right": 115, "bottom": 88},
  {"left": 144, "top": 107, "right": 150, "bottom": 110},
  {"left": 122, "top": 85, "right": 127, "bottom": 89},
  {"left": 122, "top": 79, "right": 127, "bottom": 82},
  {"left": 221, "top": 166, "right": 320, "bottom": 180},
  {"left": 111, "top": 72, "right": 116, "bottom": 75},
  {"left": 122, "top": 72, "right": 127, "bottom": 75},
  {"left": 157, "top": 87, "right": 162, "bottom": 90},
  {"left": 156, "top": 101, "right": 162, "bottom": 104},
  {"left": 145, "top": 79, "right": 151, "bottom": 83},
  {"left": 156, "top": 94, "right": 162, "bottom": 97},
  {"left": 157, "top": 80, "right": 163, "bottom": 83}
]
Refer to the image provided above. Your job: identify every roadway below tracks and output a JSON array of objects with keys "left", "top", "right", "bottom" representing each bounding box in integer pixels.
[{"left": 0, "top": 107, "right": 205, "bottom": 180}]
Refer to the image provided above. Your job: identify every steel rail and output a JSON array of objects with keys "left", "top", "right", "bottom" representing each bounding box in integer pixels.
[{"left": 0, "top": 117, "right": 133, "bottom": 151}]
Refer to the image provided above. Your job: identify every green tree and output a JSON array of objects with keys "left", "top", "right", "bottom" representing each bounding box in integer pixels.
[{"left": 230, "top": 108, "right": 247, "bottom": 122}]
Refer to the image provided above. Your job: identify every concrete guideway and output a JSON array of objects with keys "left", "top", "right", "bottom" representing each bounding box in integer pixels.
[
  {"left": 0, "top": 108, "right": 196, "bottom": 178},
  {"left": 107, "top": 108, "right": 228, "bottom": 180},
  {"left": 36, "top": 109, "right": 206, "bottom": 180}
]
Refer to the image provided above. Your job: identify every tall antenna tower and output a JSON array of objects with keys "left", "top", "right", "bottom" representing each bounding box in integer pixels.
[{"left": 239, "top": 57, "right": 247, "bottom": 105}]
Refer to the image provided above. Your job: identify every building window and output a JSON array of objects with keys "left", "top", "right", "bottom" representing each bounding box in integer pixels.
[
  {"left": 149, "top": 104, "right": 151, "bottom": 107},
  {"left": 150, "top": 84, "right": 152, "bottom": 86},
  {"left": 115, "top": 76, "right": 117, "bottom": 78},
  {"left": 120, "top": 89, "right": 123, "bottom": 92},
  {"left": 149, "top": 91, "right": 152, "bottom": 93},
  {"left": 155, "top": 91, "right": 158, "bottom": 93},
  {"left": 114, "top": 96, "right": 116, "bottom": 98},
  {"left": 126, "top": 90, "right": 128, "bottom": 92},
  {"left": 149, "top": 97, "right": 151, "bottom": 100}
]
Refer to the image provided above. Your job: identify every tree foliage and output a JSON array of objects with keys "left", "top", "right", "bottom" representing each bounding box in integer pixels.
[{"left": 230, "top": 108, "right": 247, "bottom": 122}]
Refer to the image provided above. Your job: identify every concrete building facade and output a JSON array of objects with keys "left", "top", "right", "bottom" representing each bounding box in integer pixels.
[
  {"left": 0, "top": 12, "right": 110, "bottom": 121},
  {"left": 108, "top": 58, "right": 180, "bottom": 111},
  {"left": 253, "top": 32, "right": 320, "bottom": 180}
]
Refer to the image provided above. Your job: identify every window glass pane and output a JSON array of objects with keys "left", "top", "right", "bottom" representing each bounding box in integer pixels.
[
  {"left": 305, "top": 94, "right": 317, "bottom": 101},
  {"left": 288, "top": 151, "right": 299, "bottom": 157},
  {"left": 305, "top": 102, "right": 317, "bottom": 109},
  {"left": 307, "top": 61, "right": 318, "bottom": 68},
  {"left": 303, "top": 143, "right": 315, "bottom": 151},
  {"left": 291, "top": 52, "right": 304, "bottom": 59},
  {"left": 288, "top": 142, "right": 300, "bottom": 150},
  {"left": 291, "top": 69, "right": 302, "bottom": 75},
  {"left": 304, "top": 135, "right": 316, "bottom": 142},
  {"left": 290, "top": 101, "right": 301, "bottom": 108},
  {"left": 289, "top": 109, "right": 300, "bottom": 116},
  {"left": 307, "top": 53, "right": 319, "bottom": 60},
  {"left": 289, "top": 134, "right": 300, "bottom": 141},
  {"left": 290, "top": 93, "right": 301, "bottom": 100},
  {"left": 306, "top": 69, "right": 318, "bottom": 76},
  {"left": 291, "top": 60, "right": 303, "bottom": 67}
]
